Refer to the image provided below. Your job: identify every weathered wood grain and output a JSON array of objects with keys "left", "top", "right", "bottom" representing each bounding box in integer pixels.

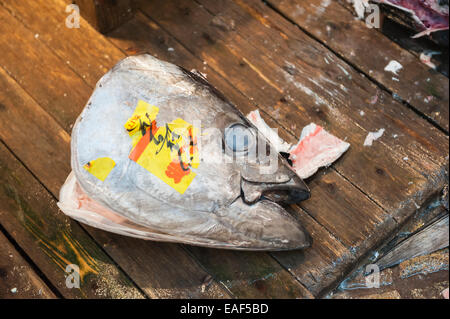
[
  {"left": 137, "top": 0, "right": 448, "bottom": 294},
  {"left": 273, "top": 205, "right": 353, "bottom": 296},
  {"left": 376, "top": 213, "right": 449, "bottom": 270},
  {"left": 266, "top": 0, "right": 449, "bottom": 131},
  {"left": 255, "top": 111, "right": 394, "bottom": 294},
  {"left": 336, "top": 0, "right": 449, "bottom": 47},
  {"left": 140, "top": 0, "right": 440, "bottom": 231},
  {"left": 147, "top": 0, "right": 447, "bottom": 218},
  {"left": 2, "top": 0, "right": 448, "bottom": 298},
  {"left": 0, "top": 230, "right": 57, "bottom": 299},
  {"left": 336, "top": 2, "right": 449, "bottom": 78},
  {"left": 86, "top": 229, "right": 232, "bottom": 299},
  {"left": 0, "top": 68, "right": 147, "bottom": 298},
  {"left": 330, "top": 192, "right": 447, "bottom": 295},
  {"left": 108, "top": 13, "right": 339, "bottom": 299},
  {"left": 0, "top": 0, "right": 312, "bottom": 298},
  {"left": 0, "top": 52, "right": 229, "bottom": 300},
  {"left": 72, "top": 0, "right": 135, "bottom": 33},
  {"left": 0, "top": 0, "right": 125, "bottom": 87},
  {"left": 0, "top": 5, "right": 88, "bottom": 132},
  {"left": 107, "top": 11, "right": 397, "bottom": 296},
  {"left": 378, "top": 17, "right": 449, "bottom": 77},
  {"left": 196, "top": 0, "right": 447, "bottom": 165},
  {"left": 0, "top": 0, "right": 339, "bottom": 297}
]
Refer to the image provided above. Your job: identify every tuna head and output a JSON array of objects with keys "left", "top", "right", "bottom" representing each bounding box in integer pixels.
[{"left": 69, "top": 54, "right": 311, "bottom": 250}]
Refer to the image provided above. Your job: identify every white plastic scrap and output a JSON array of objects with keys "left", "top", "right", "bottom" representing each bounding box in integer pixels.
[
  {"left": 420, "top": 51, "right": 440, "bottom": 70},
  {"left": 364, "top": 128, "right": 385, "bottom": 146},
  {"left": 246, "top": 109, "right": 292, "bottom": 153},
  {"left": 351, "top": 0, "right": 370, "bottom": 19},
  {"left": 384, "top": 60, "right": 403, "bottom": 75}
]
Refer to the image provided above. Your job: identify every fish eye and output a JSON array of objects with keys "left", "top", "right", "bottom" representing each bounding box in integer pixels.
[{"left": 224, "top": 123, "right": 254, "bottom": 153}]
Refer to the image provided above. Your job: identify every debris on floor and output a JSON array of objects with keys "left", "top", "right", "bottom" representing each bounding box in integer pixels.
[
  {"left": 246, "top": 110, "right": 350, "bottom": 179},
  {"left": 289, "top": 123, "right": 350, "bottom": 179},
  {"left": 329, "top": 248, "right": 449, "bottom": 299},
  {"left": 350, "top": 0, "right": 449, "bottom": 37},
  {"left": 246, "top": 109, "right": 292, "bottom": 153},
  {"left": 384, "top": 60, "right": 403, "bottom": 75},
  {"left": 363, "top": 128, "right": 385, "bottom": 146},
  {"left": 442, "top": 288, "right": 449, "bottom": 299}
]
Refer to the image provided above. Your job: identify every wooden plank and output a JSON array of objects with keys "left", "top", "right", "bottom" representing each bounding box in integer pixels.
[
  {"left": 333, "top": 195, "right": 446, "bottom": 294},
  {"left": 376, "top": 195, "right": 448, "bottom": 258},
  {"left": 137, "top": 0, "right": 448, "bottom": 294},
  {"left": 258, "top": 114, "right": 392, "bottom": 294},
  {"left": 266, "top": 0, "right": 450, "bottom": 131},
  {"left": 378, "top": 17, "right": 449, "bottom": 77},
  {"left": 4, "top": 0, "right": 447, "bottom": 297},
  {"left": 0, "top": 0, "right": 310, "bottom": 298},
  {"left": 72, "top": 0, "right": 135, "bottom": 33},
  {"left": 143, "top": 0, "right": 448, "bottom": 219},
  {"left": 185, "top": 247, "right": 314, "bottom": 298},
  {"left": 0, "top": 4, "right": 88, "bottom": 132},
  {"left": 0, "top": 55, "right": 229, "bottom": 300},
  {"left": 273, "top": 206, "right": 354, "bottom": 296},
  {"left": 0, "top": 230, "right": 56, "bottom": 299},
  {"left": 0, "top": 69, "right": 145, "bottom": 298},
  {"left": 336, "top": 0, "right": 449, "bottom": 48},
  {"left": 107, "top": 13, "right": 325, "bottom": 299},
  {"left": 196, "top": 0, "right": 448, "bottom": 166},
  {"left": 0, "top": 0, "right": 124, "bottom": 88},
  {"left": 86, "top": 230, "right": 232, "bottom": 298},
  {"left": 376, "top": 214, "right": 449, "bottom": 270},
  {"left": 336, "top": 3, "right": 449, "bottom": 77},
  {"left": 106, "top": 12, "right": 394, "bottom": 296}
]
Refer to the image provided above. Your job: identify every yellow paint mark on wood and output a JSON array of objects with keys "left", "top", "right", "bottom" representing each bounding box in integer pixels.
[
  {"left": 241, "top": 57, "right": 284, "bottom": 94},
  {"left": 234, "top": 0, "right": 289, "bottom": 40},
  {"left": 58, "top": 130, "right": 71, "bottom": 144}
]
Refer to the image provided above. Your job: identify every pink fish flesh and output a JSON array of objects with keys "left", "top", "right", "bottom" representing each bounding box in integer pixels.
[
  {"left": 375, "top": 0, "right": 449, "bottom": 36},
  {"left": 289, "top": 123, "right": 350, "bottom": 179}
]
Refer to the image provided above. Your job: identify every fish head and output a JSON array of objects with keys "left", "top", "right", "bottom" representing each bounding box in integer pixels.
[{"left": 69, "top": 54, "right": 312, "bottom": 250}]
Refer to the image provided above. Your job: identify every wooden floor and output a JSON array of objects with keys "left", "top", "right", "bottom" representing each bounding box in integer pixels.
[{"left": 0, "top": 0, "right": 448, "bottom": 298}]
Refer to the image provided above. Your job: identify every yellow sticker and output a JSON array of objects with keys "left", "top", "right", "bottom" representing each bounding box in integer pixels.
[
  {"left": 125, "top": 100, "right": 199, "bottom": 194},
  {"left": 84, "top": 157, "right": 116, "bottom": 181}
]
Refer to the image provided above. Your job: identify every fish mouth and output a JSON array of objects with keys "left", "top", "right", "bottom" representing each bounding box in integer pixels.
[
  {"left": 236, "top": 165, "right": 312, "bottom": 250},
  {"left": 240, "top": 173, "right": 310, "bottom": 205},
  {"left": 225, "top": 197, "right": 312, "bottom": 250},
  {"left": 236, "top": 173, "right": 311, "bottom": 250}
]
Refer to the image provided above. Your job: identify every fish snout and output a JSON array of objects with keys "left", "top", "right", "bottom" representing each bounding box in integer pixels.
[{"left": 223, "top": 198, "right": 312, "bottom": 250}]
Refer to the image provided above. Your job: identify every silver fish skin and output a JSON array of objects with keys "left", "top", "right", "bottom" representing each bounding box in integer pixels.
[{"left": 66, "top": 54, "right": 311, "bottom": 251}]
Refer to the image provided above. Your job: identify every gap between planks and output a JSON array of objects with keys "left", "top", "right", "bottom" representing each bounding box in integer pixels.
[
  {"left": 133, "top": 0, "right": 447, "bottom": 294},
  {"left": 1, "top": 0, "right": 446, "bottom": 298},
  {"left": 0, "top": 218, "right": 60, "bottom": 298},
  {"left": 0, "top": 6, "right": 232, "bottom": 298},
  {"left": 136, "top": 0, "right": 447, "bottom": 220},
  {"left": 0, "top": 134, "right": 148, "bottom": 298},
  {"left": 0, "top": 1, "right": 340, "bottom": 298},
  {"left": 125, "top": 8, "right": 400, "bottom": 295},
  {"left": 90, "top": 0, "right": 449, "bottom": 296},
  {"left": 264, "top": 0, "right": 449, "bottom": 133},
  {"left": 0, "top": 0, "right": 312, "bottom": 300}
]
